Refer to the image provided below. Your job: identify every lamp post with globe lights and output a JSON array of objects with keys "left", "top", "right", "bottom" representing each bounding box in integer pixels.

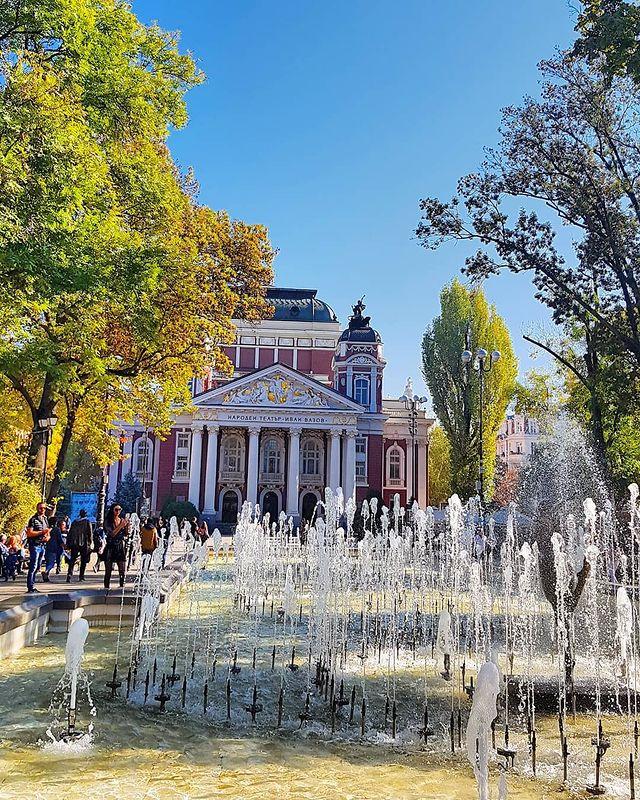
[
  {"left": 461, "top": 337, "right": 501, "bottom": 503},
  {"left": 36, "top": 414, "right": 58, "bottom": 502},
  {"left": 399, "top": 379, "right": 429, "bottom": 505}
]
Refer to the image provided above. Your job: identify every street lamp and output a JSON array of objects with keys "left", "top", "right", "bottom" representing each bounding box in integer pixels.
[
  {"left": 37, "top": 414, "right": 58, "bottom": 501},
  {"left": 461, "top": 329, "right": 501, "bottom": 503},
  {"left": 399, "top": 379, "right": 429, "bottom": 505}
]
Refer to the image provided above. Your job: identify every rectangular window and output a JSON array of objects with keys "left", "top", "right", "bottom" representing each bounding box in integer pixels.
[
  {"left": 355, "top": 437, "right": 367, "bottom": 481},
  {"left": 174, "top": 429, "right": 191, "bottom": 479},
  {"left": 354, "top": 377, "right": 370, "bottom": 406}
]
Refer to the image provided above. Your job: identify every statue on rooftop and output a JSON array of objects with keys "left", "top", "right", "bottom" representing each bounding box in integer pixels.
[{"left": 349, "top": 295, "right": 371, "bottom": 330}]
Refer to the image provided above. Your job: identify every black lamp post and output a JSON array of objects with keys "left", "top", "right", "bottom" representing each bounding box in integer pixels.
[
  {"left": 461, "top": 335, "right": 501, "bottom": 503},
  {"left": 399, "top": 380, "right": 429, "bottom": 505},
  {"left": 37, "top": 414, "right": 58, "bottom": 502}
]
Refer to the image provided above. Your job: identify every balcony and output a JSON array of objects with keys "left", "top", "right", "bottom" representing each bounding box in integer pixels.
[
  {"left": 300, "top": 472, "right": 323, "bottom": 484},
  {"left": 220, "top": 469, "right": 243, "bottom": 483},
  {"left": 260, "top": 472, "right": 284, "bottom": 485},
  {"left": 172, "top": 469, "right": 189, "bottom": 481},
  {"left": 387, "top": 478, "right": 404, "bottom": 487}
]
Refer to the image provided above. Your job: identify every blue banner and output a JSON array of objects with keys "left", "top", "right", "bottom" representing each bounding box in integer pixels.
[{"left": 69, "top": 491, "right": 98, "bottom": 522}]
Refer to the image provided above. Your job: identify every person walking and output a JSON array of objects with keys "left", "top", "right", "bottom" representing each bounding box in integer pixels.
[
  {"left": 67, "top": 509, "right": 94, "bottom": 583},
  {"left": 43, "top": 517, "right": 65, "bottom": 581},
  {"left": 103, "top": 504, "right": 129, "bottom": 589},
  {"left": 25, "top": 502, "right": 51, "bottom": 593},
  {"left": 140, "top": 519, "right": 158, "bottom": 572}
]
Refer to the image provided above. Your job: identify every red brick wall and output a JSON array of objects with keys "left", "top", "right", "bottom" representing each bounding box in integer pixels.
[
  {"left": 297, "top": 349, "right": 312, "bottom": 373},
  {"left": 310, "top": 350, "right": 333, "bottom": 376},
  {"left": 157, "top": 430, "right": 177, "bottom": 511},
  {"left": 278, "top": 349, "right": 294, "bottom": 367},
  {"left": 240, "top": 348, "right": 255, "bottom": 370},
  {"left": 383, "top": 488, "right": 407, "bottom": 507},
  {"left": 367, "top": 434, "right": 383, "bottom": 494},
  {"left": 259, "top": 348, "right": 275, "bottom": 368}
]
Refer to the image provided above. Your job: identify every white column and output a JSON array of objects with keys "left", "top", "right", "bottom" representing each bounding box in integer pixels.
[
  {"left": 328, "top": 427, "right": 342, "bottom": 491},
  {"left": 346, "top": 365, "right": 353, "bottom": 399},
  {"left": 405, "top": 437, "right": 414, "bottom": 500},
  {"left": 369, "top": 367, "right": 377, "bottom": 412},
  {"left": 121, "top": 434, "right": 133, "bottom": 478},
  {"left": 203, "top": 425, "right": 219, "bottom": 515},
  {"left": 151, "top": 434, "right": 160, "bottom": 514},
  {"left": 188, "top": 425, "right": 204, "bottom": 508},
  {"left": 286, "top": 427, "right": 301, "bottom": 516},
  {"left": 344, "top": 430, "right": 357, "bottom": 501},
  {"left": 246, "top": 426, "right": 260, "bottom": 506},
  {"left": 107, "top": 459, "right": 119, "bottom": 504}
]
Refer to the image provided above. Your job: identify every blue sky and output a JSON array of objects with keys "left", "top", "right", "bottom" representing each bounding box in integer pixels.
[{"left": 133, "top": 0, "right": 578, "bottom": 398}]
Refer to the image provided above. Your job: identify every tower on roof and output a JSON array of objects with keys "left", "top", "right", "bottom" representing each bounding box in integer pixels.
[{"left": 333, "top": 296, "right": 385, "bottom": 413}]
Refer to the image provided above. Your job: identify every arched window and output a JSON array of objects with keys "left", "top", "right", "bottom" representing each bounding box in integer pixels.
[
  {"left": 134, "top": 437, "right": 153, "bottom": 478},
  {"left": 386, "top": 445, "right": 404, "bottom": 485},
  {"left": 262, "top": 437, "right": 282, "bottom": 475},
  {"left": 354, "top": 376, "right": 370, "bottom": 406},
  {"left": 302, "top": 438, "right": 321, "bottom": 476},
  {"left": 222, "top": 435, "right": 243, "bottom": 474}
]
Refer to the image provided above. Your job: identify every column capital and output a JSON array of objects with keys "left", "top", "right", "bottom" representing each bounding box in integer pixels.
[
  {"left": 247, "top": 425, "right": 261, "bottom": 436},
  {"left": 330, "top": 426, "right": 343, "bottom": 438},
  {"left": 207, "top": 423, "right": 220, "bottom": 435},
  {"left": 191, "top": 422, "right": 205, "bottom": 434},
  {"left": 289, "top": 425, "right": 302, "bottom": 436},
  {"left": 345, "top": 428, "right": 358, "bottom": 439}
]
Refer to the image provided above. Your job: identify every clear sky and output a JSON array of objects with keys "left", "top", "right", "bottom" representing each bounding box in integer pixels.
[{"left": 133, "top": 0, "right": 578, "bottom": 398}]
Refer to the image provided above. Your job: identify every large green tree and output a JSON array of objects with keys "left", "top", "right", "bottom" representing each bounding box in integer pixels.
[
  {"left": 427, "top": 424, "right": 452, "bottom": 506},
  {"left": 416, "top": 51, "right": 640, "bottom": 492},
  {"left": 0, "top": 0, "right": 274, "bottom": 500},
  {"left": 422, "top": 280, "right": 517, "bottom": 500}
]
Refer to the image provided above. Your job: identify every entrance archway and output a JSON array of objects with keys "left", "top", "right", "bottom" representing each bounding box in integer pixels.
[
  {"left": 262, "top": 490, "right": 279, "bottom": 521},
  {"left": 301, "top": 491, "right": 318, "bottom": 523},
  {"left": 221, "top": 490, "right": 239, "bottom": 524}
]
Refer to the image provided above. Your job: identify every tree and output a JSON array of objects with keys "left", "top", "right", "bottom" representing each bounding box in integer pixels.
[
  {"left": 421, "top": 280, "right": 517, "bottom": 499},
  {"left": 513, "top": 369, "right": 566, "bottom": 423},
  {"left": 161, "top": 498, "right": 199, "bottom": 522},
  {"left": 575, "top": 1, "right": 640, "bottom": 86},
  {"left": 112, "top": 473, "right": 142, "bottom": 516},
  {"left": 0, "top": 0, "right": 274, "bottom": 501},
  {"left": 427, "top": 425, "right": 452, "bottom": 506},
  {"left": 416, "top": 52, "right": 640, "bottom": 492}
]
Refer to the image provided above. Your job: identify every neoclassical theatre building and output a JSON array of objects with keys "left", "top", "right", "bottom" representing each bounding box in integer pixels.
[{"left": 108, "top": 289, "right": 433, "bottom": 523}]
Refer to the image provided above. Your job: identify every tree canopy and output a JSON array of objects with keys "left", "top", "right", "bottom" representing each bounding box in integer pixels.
[
  {"left": 416, "top": 51, "right": 640, "bottom": 494},
  {"left": 421, "top": 280, "right": 517, "bottom": 500},
  {"left": 0, "top": 0, "right": 274, "bottom": 501}
]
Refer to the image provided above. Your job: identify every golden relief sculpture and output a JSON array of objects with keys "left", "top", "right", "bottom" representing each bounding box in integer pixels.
[{"left": 223, "top": 373, "right": 329, "bottom": 408}]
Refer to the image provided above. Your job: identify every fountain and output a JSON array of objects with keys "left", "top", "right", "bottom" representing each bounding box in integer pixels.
[{"left": 12, "top": 415, "right": 640, "bottom": 797}]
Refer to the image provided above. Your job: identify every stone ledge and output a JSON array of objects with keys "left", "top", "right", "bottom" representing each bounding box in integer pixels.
[{"left": 0, "top": 554, "right": 193, "bottom": 658}]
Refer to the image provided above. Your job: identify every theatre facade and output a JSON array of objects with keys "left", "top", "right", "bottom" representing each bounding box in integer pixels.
[{"left": 107, "top": 289, "right": 433, "bottom": 523}]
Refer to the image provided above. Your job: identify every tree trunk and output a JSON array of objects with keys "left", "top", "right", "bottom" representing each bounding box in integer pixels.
[
  {"left": 47, "top": 401, "right": 77, "bottom": 504},
  {"left": 27, "top": 374, "right": 57, "bottom": 476}
]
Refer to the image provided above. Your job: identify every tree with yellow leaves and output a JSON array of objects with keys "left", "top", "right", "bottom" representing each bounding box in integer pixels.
[{"left": 0, "top": 1, "right": 274, "bottom": 501}]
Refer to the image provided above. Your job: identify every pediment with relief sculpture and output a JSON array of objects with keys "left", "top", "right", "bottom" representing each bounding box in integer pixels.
[{"left": 194, "top": 365, "right": 364, "bottom": 412}]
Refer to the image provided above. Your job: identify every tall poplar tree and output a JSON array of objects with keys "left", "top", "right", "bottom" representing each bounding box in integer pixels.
[{"left": 422, "top": 281, "right": 517, "bottom": 499}]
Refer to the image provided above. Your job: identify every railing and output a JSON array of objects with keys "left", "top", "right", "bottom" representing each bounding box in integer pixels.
[
  {"left": 220, "top": 470, "right": 243, "bottom": 482},
  {"left": 260, "top": 472, "right": 284, "bottom": 485},
  {"left": 172, "top": 469, "right": 189, "bottom": 481},
  {"left": 300, "top": 473, "right": 323, "bottom": 483},
  {"left": 387, "top": 478, "right": 404, "bottom": 487}
]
